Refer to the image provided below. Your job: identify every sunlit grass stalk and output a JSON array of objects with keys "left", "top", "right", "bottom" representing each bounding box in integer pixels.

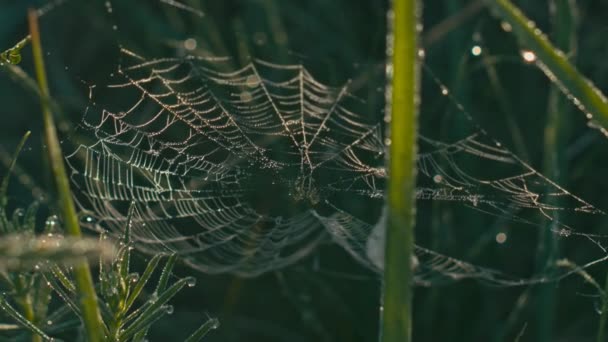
[
  {"left": 536, "top": 1, "right": 577, "bottom": 341},
  {"left": 27, "top": 9, "right": 104, "bottom": 342},
  {"left": 484, "top": 0, "right": 608, "bottom": 131},
  {"left": 381, "top": 0, "right": 420, "bottom": 341}
]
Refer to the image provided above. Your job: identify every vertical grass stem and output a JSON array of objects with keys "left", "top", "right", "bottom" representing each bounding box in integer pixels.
[
  {"left": 381, "top": 0, "right": 420, "bottom": 341},
  {"left": 27, "top": 9, "right": 105, "bottom": 342}
]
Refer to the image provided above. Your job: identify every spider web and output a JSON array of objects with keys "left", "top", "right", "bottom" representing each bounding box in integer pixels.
[{"left": 63, "top": 46, "right": 608, "bottom": 283}]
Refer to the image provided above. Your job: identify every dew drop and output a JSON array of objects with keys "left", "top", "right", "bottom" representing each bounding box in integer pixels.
[
  {"left": 245, "top": 75, "right": 260, "bottom": 88},
  {"left": 164, "top": 305, "right": 174, "bottom": 314},
  {"left": 471, "top": 45, "right": 482, "bottom": 56},
  {"left": 440, "top": 86, "right": 449, "bottom": 96},
  {"left": 185, "top": 276, "right": 197, "bottom": 287},
  {"left": 433, "top": 174, "right": 443, "bottom": 183},
  {"left": 240, "top": 91, "right": 253, "bottom": 102},
  {"left": 521, "top": 50, "right": 537, "bottom": 63},
  {"left": 45, "top": 215, "right": 59, "bottom": 228},
  {"left": 209, "top": 318, "right": 220, "bottom": 330},
  {"left": 128, "top": 273, "right": 140, "bottom": 283},
  {"left": 500, "top": 21, "right": 512, "bottom": 32},
  {"left": 184, "top": 38, "right": 197, "bottom": 51},
  {"left": 149, "top": 292, "right": 158, "bottom": 304},
  {"left": 495, "top": 232, "right": 507, "bottom": 244},
  {"left": 595, "top": 299, "right": 603, "bottom": 315}
]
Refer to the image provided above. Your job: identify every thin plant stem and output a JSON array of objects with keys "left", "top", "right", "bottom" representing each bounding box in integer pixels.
[
  {"left": 536, "top": 1, "right": 577, "bottom": 341},
  {"left": 27, "top": 9, "right": 105, "bottom": 342},
  {"left": 380, "top": 0, "right": 420, "bottom": 341}
]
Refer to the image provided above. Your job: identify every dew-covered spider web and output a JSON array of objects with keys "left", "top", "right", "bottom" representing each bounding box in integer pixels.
[
  {"left": 10, "top": 0, "right": 603, "bottom": 286},
  {"left": 63, "top": 43, "right": 608, "bottom": 284}
]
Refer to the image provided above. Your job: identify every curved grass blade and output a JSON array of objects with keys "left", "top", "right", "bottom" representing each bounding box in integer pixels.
[{"left": 485, "top": 0, "right": 608, "bottom": 134}]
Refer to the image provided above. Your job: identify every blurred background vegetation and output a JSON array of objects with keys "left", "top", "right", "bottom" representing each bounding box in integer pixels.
[{"left": 2, "top": 0, "right": 608, "bottom": 341}]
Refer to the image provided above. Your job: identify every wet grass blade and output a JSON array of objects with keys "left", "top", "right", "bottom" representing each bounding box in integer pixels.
[
  {"left": 155, "top": 254, "right": 177, "bottom": 293},
  {"left": 184, "top": 317, "right": 220, "bottom": 342},
  {"left": 485, "top": 0, "right": 608, "bottom": 133},
  {"left": 120, "top": 277, "right": 193, "bottom": 340},
  {"left": 27, "top": 9, "right": 104, "bottom": 342},
  {"left": 0, "top": 295, "right": 52, "bottom": 341},
  {"left": 124, "top": 254, "right": 163, "bottom": 311},
  {"left": 381, "top": 0, "right": 420, "bottom": 341}
]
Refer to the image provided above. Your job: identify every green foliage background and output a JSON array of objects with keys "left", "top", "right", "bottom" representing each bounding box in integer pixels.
[{"left": 2, "top": 0, "right": 608, "bottom": 341}]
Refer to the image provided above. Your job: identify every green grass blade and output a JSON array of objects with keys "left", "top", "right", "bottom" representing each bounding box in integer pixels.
[
  {"left": 124, "top": 254, "right": 163, "bottom": 311},
  {"left": 184, "top": 317, "right": 220, "bottom": 342},
  {"left": 155, "top": 254, "right": 177, "bottom": 293},
  {"left": 49, "top": 265, "right": 76, "bottom": 294},
  {"left": 381, "top": 0, "right": 420, "bottom": 341},
  {"left": 0, "top": 131, "right": 31, "bottom": 206},
  {"left": 485, "top": 0, "right": 608, "bottom": 133},
  {"left": 0, "top": 295, "right": 52, "bottom": 341},
  {"left": 120, "top": 277, "right": 193, "bottom": 340},
  {"left": 27, "top": 9, "right": 104, "bottom": 342},
  {"left": 536, "top": 1, "right": 577, "bottom": 341},
  {"left": 122, "top": 306, "right": 169, "bottom": 342}
]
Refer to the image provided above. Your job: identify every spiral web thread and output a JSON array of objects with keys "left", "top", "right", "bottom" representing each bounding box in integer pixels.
[{"left": 65, "top": 47, "right": 607, "bottom": 284}]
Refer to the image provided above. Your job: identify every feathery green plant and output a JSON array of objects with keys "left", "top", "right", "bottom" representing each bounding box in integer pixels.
[
  {"left": 0, "top": 137, "right": 218, "bottom": 341},
  {"left": 0, "top": 132, "right": 112, "bottom": 342},
  {"left": 44, "top": 205, "right": 219, "bottom": 341}
]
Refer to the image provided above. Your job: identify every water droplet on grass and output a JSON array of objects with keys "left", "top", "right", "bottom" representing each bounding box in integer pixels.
[
  {"left": 521, "top": 50, "right": 537, "bottom": 63},
  {"left": 186, "top": 276, "right": 197, "bottom": 287},
  {"left": 184, "top": 38, "right": 197, "bottom": 51},
  {"left": 471, "top": 45, "right": 482, "bottom": 56}
]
